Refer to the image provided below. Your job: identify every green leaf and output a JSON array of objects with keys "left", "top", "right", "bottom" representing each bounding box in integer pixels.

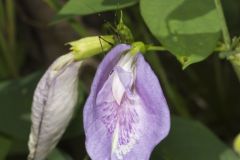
[
  {"left": 140, "top": 0, "right": 221, "bottom": 68},
  {"left": 0, "top": 71, "right": 86, "bottom": 141},
  {"left": 48, "top": 149, "right": 72, "bottom": 160},
  {"left": 220, "top": 149, "right": 240, "bottom": 160},
  {"left": 151, "top": 117, "right": 239, "bottom": 160},
  {"left": 0, "top": 0, "right": 5, "bottom": 29},
  {"left": 0, "top": 72, "right": 42, "bottom": 140},
  {"left": 0, "top": 58, "right": 10, "bottom": 79},
  {"left": 59, "top": 0, "right": 138, "bottom": 16},
  {"left": 0, "top": 136, "right": 12, "bottom": 159}
]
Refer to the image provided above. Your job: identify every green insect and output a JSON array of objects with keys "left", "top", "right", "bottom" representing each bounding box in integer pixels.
[{"left": 102, "top": 10, "right": 134, "bottom": 45}]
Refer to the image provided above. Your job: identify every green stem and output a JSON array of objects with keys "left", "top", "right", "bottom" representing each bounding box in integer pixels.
[
  {"left": 0, "top": 0, "right": 5, "bottom": 29},
  {"left": 6, "top": 0, "right": 15, "bottom": 48},
  {"left": 146, "top": 44, "right": 227, "bottom": 53},
  {"left": 44, "top": 0, "right": 61, "bottom": 10},
  {"left": 214, "top": 0, "right": 240, "bottom": 81},
  {"left": 146, "top": 45, "right": 167, "bottom": 52},
  {"left": 147, "top": 54, "right": 191, "bottom": 118},
  {"left": 0, "top": 32, "right": 18, "bottom": 77},
  {"left": 214, "top": 0, "right": 231, "bottom": 49},
  {"left": 3, "top": 0, "right": 18, "bottom": 78}
]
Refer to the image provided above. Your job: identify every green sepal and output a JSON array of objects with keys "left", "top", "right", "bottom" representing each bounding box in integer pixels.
[
  {"left": 68, "top": 35, "right": 115, "bottom": 60},
  {"left": 129, "top": 41, "right": 146, "bottom": 55}
]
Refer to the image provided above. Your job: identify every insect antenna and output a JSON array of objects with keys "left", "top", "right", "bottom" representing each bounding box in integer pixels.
[
  {"left": 97, "top": 0, "right": 123, "bottom": 52},
  {"left": 114, "top": 0, "right": 122, "bottom": 43},
  {"left": 82, "top": 0, "right": 124, "bottom": 52}
]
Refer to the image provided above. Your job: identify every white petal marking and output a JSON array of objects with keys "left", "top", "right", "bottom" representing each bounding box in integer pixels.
[{"left": 112, "top": 72, "right": 125, "bottom": 105}]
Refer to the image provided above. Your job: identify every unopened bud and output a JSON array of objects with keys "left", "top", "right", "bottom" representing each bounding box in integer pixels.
[
  {"left": 28, "top": 53, "right": 82, "bottom": 160},
  {"left": 68, "top": 35, "right": 115, "bottom": 60}
]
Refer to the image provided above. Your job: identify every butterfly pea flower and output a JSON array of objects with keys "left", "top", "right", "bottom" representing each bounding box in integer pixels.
[
  {"left": 28, "top": 53, "right": 82, "bottom": 160},
  {"left": 84, "top": 44, "right": 170, "bottom": 160}
]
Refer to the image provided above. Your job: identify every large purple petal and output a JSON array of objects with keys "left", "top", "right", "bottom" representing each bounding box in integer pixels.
[
  {"left": 127, "top": 53, "right": 170, "bottom": 159},
  {"left": 84, "top": 44, "right": 170, "bottom": 160},
  {"left": 83, "top": 44, "right": 131, "bottom": 159}
]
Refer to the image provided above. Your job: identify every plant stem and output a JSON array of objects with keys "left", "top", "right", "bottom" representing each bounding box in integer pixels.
[
  {"left": 0, "top": 0, "right": 18, "bottom": 78},
  {"left": 0, "top": 0, "right": 5, "bottom": 29},
  {"left": 6, "top": 0, "right": 15, "bottom": 48},
  {"left": 147, "top": 54, "right": 191, "bottom": 118},
  {"left": 146, "top": 45, "right": 167, "bottom": 52},
  {"left": 146, "top": 44, "right": 227, "bottom": 53},
  {"left": 214, "top": 0, "right": 231, "bottom": 49},
  {"left": 214, "top": 0, "right": 240, "bottom": 81},
  {"left": 44, "top": 0, "right": 61, "bottom": 10},
  {"left": 0, "top": 32, "right": 18, "bottom": 77}
]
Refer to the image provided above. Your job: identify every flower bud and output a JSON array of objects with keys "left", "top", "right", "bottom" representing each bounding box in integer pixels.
[
  {"left": 28, "top": 53, "right": 82, "bottom": 160},
  {"left": 68, "top": 35, "right": 115, "bottom": 60}
]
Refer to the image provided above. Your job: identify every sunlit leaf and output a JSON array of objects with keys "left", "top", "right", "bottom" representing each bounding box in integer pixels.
[
  {"left": 0, "top": 72, "right": 42, "bottom": 140},
  {"left": 140, "top": 0, "right": 221, "bottom": 68},
  {"left": 59, "top": 0, "right": 138, "bottom": 16}
]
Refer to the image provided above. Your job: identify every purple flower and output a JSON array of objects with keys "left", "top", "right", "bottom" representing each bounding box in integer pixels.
[{"left": 83, "top": 44, "right": 170, "bottom": 160}]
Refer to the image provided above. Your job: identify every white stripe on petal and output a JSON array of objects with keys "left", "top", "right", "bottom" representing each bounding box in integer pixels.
[
  {"left": 112, "top": 52, "right": 135, "bottom": 105},
  {"left": 112, "top": 72, "right": 125, "bottom": 105}
]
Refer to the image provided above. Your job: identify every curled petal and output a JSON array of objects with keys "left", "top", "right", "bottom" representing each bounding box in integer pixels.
[
  {"left": 84, "top": 44, "right": 131, "bottom": 128},
  {"left": 28, "top": 54, "right": 81, "bottom": 160},
  {"left": 83, "top": 44, "right": 131, "bottom": 159},
  {"left": 123, "top": 53, "right": 170, "bottom": 159}
]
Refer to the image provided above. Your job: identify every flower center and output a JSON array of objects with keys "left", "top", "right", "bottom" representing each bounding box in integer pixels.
[
  {"left": 97, "top": 87, "right": 141, "bottom": 159},
  {"left": 96, "top": 53, "right": 143, "bottom": 159}
]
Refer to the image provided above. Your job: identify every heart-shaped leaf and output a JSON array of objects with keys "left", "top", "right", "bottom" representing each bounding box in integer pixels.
[{"left": 140, "top": 0, "right": 221, "bottom": 68}]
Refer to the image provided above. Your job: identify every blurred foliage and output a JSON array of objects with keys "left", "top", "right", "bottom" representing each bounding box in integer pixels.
[
  {"left": 233, "top": 133, "right": 240, "bottom": 155},
  {"left": 0, "top": 0, "right": 240, "bottom": 159},
  {"left": 152, "top": 117, "right": 239, "bottom": 160},
  {"left": 0, "top": 72, "right": 41, "bottom": 140},
  {"left": 0, "top": 0, "right": 22, "bottom": 79},
  {"left": 0, "top": 136, "right": 11, "bottom": 160}
]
